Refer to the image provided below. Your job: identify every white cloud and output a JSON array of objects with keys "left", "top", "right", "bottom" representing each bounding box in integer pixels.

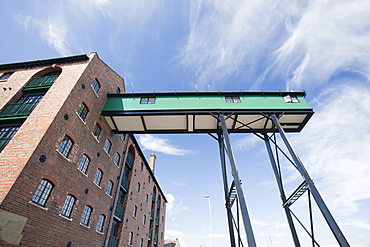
[
  {"left": 138, "top": 134, "right": 193, "bottom": 156},
  {"left": 179, "top": 1, "right": 370, "bottom": 90},
  {"left": 164, "top": 193, "right": 189, "bottom": 214},
  {"left": 17, "top": 15, "right": 71, "bottom": 56},
  {"left": 234, "top": 134, "right": 261, "bottom": 150},
  {"left": 292, "top": 83, "right": 370, "bottom": 215}
]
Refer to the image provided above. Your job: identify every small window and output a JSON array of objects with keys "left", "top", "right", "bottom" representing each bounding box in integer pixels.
[
  {"left": 137, "top": 182, "right": 140, "bottom": 193},
  {"left": 92, "top": 78, "right": 101, "bottom": 93},
  {"left": 78, "top": 154, "right": 90, "bottom": 174},
  {"left": 58, "top": 135, "right": 73, "bottom": 157},
  {"left": 0, "top": 72, "right": 13, "bottom": 81},
  {"left": 140, "top": 97, "right": 155, "bottom": 104},
  {"left": 81, "top": 205, "right": 92, "bottom": 226},
  {"left": 225, "top": 96, "right": 241, "bottom": 103},
  {"left": 140, "top": 238, "right": 143, "bottom": 247},
  {"left": 104, "top": 139, "right": 112, "bottom": 154},
  {"left": 143, "top": 215, "right": 146, "bottom": 225},
  {"left": 283, "top": 95, "right": 300, "bottom": 103},
  {"left": 140, "top": 163, "right": 143, "bottom": 171},
  {"left": 106, "top": 180, "right": 113, "bottom": 196},
  {"left": 0, "top": 126, "right": 20, "bottom": 152},
  {"left": 31, "top": 179, "right": 53, "bottom": 207},
  {"left": 60, "top": 194, "right": 76, "bottom": 218},
  {"left": 116, "top": 87, "right": 121, "bottom": 93},
  {"left": 114, "top": 153, "right": 120, "bottom": 166},
  {"left": 121, "top": 134, "right": 125, "bottom": 141},
  {"left": 128, "top": 232, "right": 133, "bottom": 246},
  {"left": 148, "top": 176, "right": 150, "bottom": 184},
  {"left": 96, "top": 214, "right": 105, "bottom": 233},
  {"left": 92, "top": 123, "right": 101, "bottom": 139},
  {"left": 94, "top": 169, "right": 103, "bottom": 186},
  {"left": 145, "top": 194, "right": 149, "bottom": 203},
  {"left": 133, "top": 205, "right": 137, "bottom": 217},
  {"left": 77, "top": 103, "right": 89, "bottom": 121}
]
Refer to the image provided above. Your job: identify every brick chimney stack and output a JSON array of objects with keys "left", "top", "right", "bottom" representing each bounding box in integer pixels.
[{"left": 149, "top": 153, "right": 156, "bottom": 173}]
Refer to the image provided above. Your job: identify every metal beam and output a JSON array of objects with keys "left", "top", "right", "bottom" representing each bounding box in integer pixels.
[
  {"left": 219, "top": 114, "right": 257, "bottom": 247},
  {"left": 271, "top": 115, "right": 349, "bottom": 246}
]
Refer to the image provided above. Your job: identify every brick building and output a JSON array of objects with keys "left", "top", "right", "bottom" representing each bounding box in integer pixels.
[{"left": 0, "top": 53, "right": 166, "bottom": 247}]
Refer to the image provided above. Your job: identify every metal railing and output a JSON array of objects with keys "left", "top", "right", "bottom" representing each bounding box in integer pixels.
[
  {"left": 114, "top": 203, "right": 124, "bottom": 221},
  {"left": 0, "top": 102, "right": 39, "bottom": 118},
  {"left": 23, "top": 75, "right": 58, "bottom": 90}
]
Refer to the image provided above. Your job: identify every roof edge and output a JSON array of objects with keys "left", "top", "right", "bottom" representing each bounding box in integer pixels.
[{"left": 108, "top": 91, "right": 307, "bottom": 97}]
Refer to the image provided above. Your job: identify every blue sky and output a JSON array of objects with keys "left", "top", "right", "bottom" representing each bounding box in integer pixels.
[{"left": 2, "top": 0, "right": 370, "bottom": 246}]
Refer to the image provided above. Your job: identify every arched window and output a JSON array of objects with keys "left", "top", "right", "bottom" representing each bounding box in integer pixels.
[
  {"left": 94, "top": 169, "right": 103, "bottom": 186},
  {"left": 106, "top": 180, "right": 113, "bottom": 196},
  {"left": 60, "top": 194, "right": 76, "bottom": 218},
  {"left": 77, "top": 103, "right": 89, "bottom": 121},
  {"left": 58, "top": 135, "right": 73, "bottom": 157},
  {"left": 104, "top": 139, "right": 112, "bottom": 154},
  {"left": 92, "top": 123, "right": 101, "bottom": 139},
  {"left": 31, "top": 179, "right": 53, "bottom": 207},
  {"left": 92, "top": 78, "right": 101, "bottom": 93},
  {"left": 96, "top": 214, "right": 106, "bottom": 232},
  {"left": 78, "top": 154, "right": 90, "bottom": 174},
  {"left": 137, "top": 182, "right": 141, "bottom": 193},
  {"left": 114, "top": 153, "right": 120, "bottom": 166},
  {"left": 81, "top": 205, "right": 92, "bottom": 226}
]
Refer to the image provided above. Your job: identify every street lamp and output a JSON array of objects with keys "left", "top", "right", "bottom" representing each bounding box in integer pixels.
[{"left": 204, "top": 195, "right": 214, "bottom": 247}]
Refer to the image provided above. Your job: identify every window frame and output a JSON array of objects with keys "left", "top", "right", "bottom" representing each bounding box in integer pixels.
[
  {"left": 137, "top": 182, "right": 140, "bottom": 193},
  {"left": 80, "top": 205, "right": 93, "bottom": 226},
  {"left": 140, "top": 97, "right": 156, "bottom": 104},
  {"left": 60, "top": 194, "right": 76, "bottom": 218},
  {"left": 128, "top": 232, "right": 133, "bottom": 246},
  {"left": 283, "top": 95, "right": 300, "bottom": 103},
  {"left": 92, "top": 123, "right": 101, "bottom": 140},
  {"left": 133, "top": 205, "right": 137, "bottom": 217},
  {"left": 103, "top": 139, "right": 112, "bottom": 154},
  {"left": 225, "top": 96, "right": 241, "bottom": 103},
  {"left": 58, "top": 135, "right": 73, "bottom": 157},
  {"left": 93, "top": 169, "right": 103, "bottom": 187},
  {"left": 31, "top": 179, "right": 53, "bottom": 207},
  {"left": 0, "top": 72, "right": 13, "bottom": 81},
  {"left": 78, "top": 154, "right": 90, "bottom": 174},
  {"left": 96, "top": 214, "right": 106, "bottom": 233},
  {"left": 114, "top": 152, "right": 120, "bottom": 166},
  {"left": 77, "top": 103, "right": 89, "bottom": 121},
  {"left": 92, "top": 78, "right": 101, "bottom": 94},
  {"left": 106, "top": 180, "right": 113, "bottom": 196},
  {"left": 0, "top": 125, "right": 20, "bottom": 152}
]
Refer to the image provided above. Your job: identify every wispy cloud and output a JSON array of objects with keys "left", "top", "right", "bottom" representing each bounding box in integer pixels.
[
  {"left": 138, "top": 134, "right": 193, "bottom": 156},
  {"left": 292, "top": 83, "right": 370, "bottom": 215},
  {"left": 179, "top": 1, "right": 370, "bottom": 90}
]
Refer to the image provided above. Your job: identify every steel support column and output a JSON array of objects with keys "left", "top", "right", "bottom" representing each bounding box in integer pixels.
[
  {"left": 219, "top": 114, "right": 257, "bottom": 247},
  {"left": 264, "top": 134, "right": 301, "bottom": 246},
  {"left": 217, "top": 133, "right": 237, "bottom": 247},
  {"left": 271, "top": 115, "right": 349, "bottom": 246}
]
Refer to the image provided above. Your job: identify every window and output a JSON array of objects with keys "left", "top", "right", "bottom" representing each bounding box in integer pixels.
[
  {"left": 136, "top": 182, "right": 140, "bottom": 193},
  {"left": 140, "top": 97, "right": 155, "bottom": 104},
  {"left": 133, "top": 205, "right": 137, "bottom": 217},
  {"left": 0, "top": 126, "right": 20, "bottom": 152},
  {"left": 77, "top": 103, "right": 89, "bottom": 121},
  {"left": 60, "top": 194, "right": 76, "bottom": 218},
  {"left": 81, "top": 205, "right": 92, "bottom": 226},
  {"left": 94, "top": 169, "right": 103, "bottom": 186},
  {"left": 148, "top": 176, "right": 151, "bottom": 184},
  {"left": 111, "top": 219, "right": 119, "bottom": 237},
  {"left": 114, "top": 153, "right": 120, "bottom": 166},
  {"left": 92, "top": 123, "right": 101, "bottom": 139},
  {"left": 78, "top": 154, "right": 90, "bottom": 174},
  {"left": 96, "top": 214, "right": 105, "bottom": 233},
  {"left": 0, "top": 72, "right": 13, "bottom": 81},
  {"left": 106, "top": 180, "right": 113, "bottom": 196},
  {"left": 58, "top": 135, "right": 73, "bottom": 157},
  {"left": 31, "top": 179, "right": 53, "bottom": 207},
  {"left": 104, "top": 139, "right": 112, "bottom": 154},
  {"left": 92, "top": 78, "right": 101, "bottom": 93},
  {"left": 128, "top": 232, "right": 133, "bottom": 246},
  {"left": 145, "top": 194, "right": 149, "bottom": 203},
  {"left": 140, "top": 163, "right": 143, "bottom": 171},
  {"left": 17, "top": 94, "right": 43, "bottom": 103},
  {"left": 121, "top": 134, "right": 125, "bottom": 141},
  {"left": 283, "top": 95, "right": 300, "bottom": 103},
  {"left": 143, "top": 215, "right": 146, "bottom": 225},
  {"left": 140, "top": 238, "right": 143, "bottom": 247},
  {"left": 225, "top": 96, "right": 241, "bottom": 103}
]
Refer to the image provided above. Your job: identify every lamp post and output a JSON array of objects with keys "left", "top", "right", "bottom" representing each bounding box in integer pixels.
[{"left": 204, "top": 195, "right": 214, "bottom": 247}]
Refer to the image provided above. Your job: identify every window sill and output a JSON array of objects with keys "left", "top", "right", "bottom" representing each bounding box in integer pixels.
[
  {"left": 93, "top": 183, "right": 102, "bottom": 189},
  {"left": 105, "top": 193, "right": 112, "bottom": 198},
  {"left": 80, "top": 223, "right": 90, "bottom": 229},
  {"left": 56, "top": 149, "right": 70, "bottom": 162},
  {"left": 29, "top": 201, "right": 48, "bottom": 211},
  {"left": 59, "top": 214, "right": 73, "bottom": 221},
  {"left": 103, "top": 150, "right": 110, "bottom": 157},
  {"left": 77, "top": 168, "right": 88, "bottom": 177},
  {"left": 76, "top": 112, "right": 87, "bottom": 125},
  {"left": 95, "top": 230, "right": 104, "bottom": 235},
  {"left": 91, "top": 85, "right": 100, "bottom": 98},
  {"left": 91, "top": 132, "right": 100, "bottom": 143}
]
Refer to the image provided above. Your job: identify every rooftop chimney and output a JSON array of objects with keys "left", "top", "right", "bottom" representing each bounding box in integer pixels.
[{"left": 149, "top": 153, "right": 156, "bottom": 173}]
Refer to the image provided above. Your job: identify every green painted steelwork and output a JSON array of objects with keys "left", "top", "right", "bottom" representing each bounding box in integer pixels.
[{"left": 103, "top": 92, "right": 310, "bottom": 112}]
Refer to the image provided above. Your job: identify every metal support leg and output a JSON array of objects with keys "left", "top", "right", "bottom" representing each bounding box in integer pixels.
[
  {"left": 219, "top": 114, "right": 257, "bottom": 247},
  {"left": 218, "top": 133, "right": 237, "bottom": 247},
  {"left": 264, "top": 134, "right": 301, "bottom": 246},
  {"left": 271, "top": 115, "right": 349, "bottom": 246}
]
